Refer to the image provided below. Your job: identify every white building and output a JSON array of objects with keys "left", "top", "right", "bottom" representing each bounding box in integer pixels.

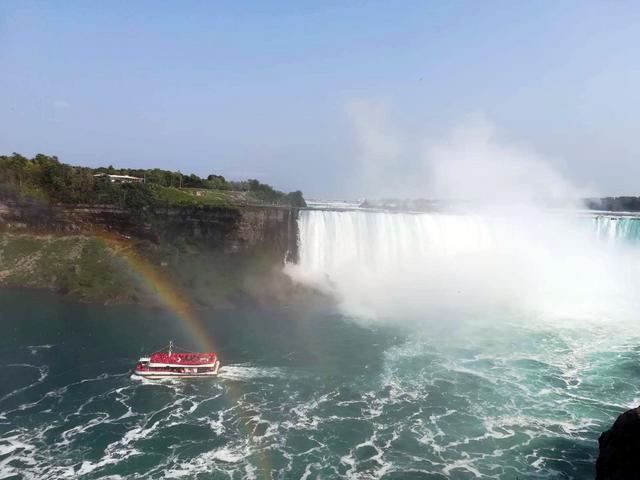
[{"left": 93, "top": 173, "right": 143, "bottom": 184}]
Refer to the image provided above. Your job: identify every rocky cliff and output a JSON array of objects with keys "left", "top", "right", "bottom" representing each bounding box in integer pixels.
[
  {"left": 0, "top": 200, "right": 314, "bottom": 308},
  {"left": 0, "top": 200, "right": 298, "bottom": 258},
  {"left": 596, "top": 406, "right": 640, "bottom": 479}
]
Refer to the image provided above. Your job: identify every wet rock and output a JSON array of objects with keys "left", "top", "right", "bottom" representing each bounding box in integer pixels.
[
  {"left": 0, "top": 200, "right": 299, "bottom": 257},
  {"left": 596, "top": 406, "right": 640, "bottom": 479}
]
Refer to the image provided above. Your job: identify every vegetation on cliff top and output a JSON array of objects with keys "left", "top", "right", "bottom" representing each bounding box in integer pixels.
[
  {"left": 0, "top": 153, "right": 306, "bottom": 210},
  {"left": 0, "top": 153, "right": 313, "bottom": 307}
]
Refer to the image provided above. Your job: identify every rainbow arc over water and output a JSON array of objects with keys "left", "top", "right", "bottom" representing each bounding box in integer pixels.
[
  {"left": 95, "top": 229, "right": 273, "bottom": 477},
  {"left": 95, "top": 230, "right": 216, "bottom": 352}
]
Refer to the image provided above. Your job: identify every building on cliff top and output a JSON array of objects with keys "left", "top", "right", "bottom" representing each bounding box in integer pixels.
[{"left": 93, "top": 173, "right": 143, "bottom": 184}]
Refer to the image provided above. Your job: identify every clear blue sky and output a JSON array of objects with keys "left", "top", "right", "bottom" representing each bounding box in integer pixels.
[{"left": 1, "top": 1, "right": 639, "bottom": 198}]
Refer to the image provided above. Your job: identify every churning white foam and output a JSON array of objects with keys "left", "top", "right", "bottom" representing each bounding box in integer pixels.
[
  {"left": 218, "top": 365, "right": 289, "bottom": 381},
  {"left": 287, "top": 209, "right": 640, "bottom": 323}
]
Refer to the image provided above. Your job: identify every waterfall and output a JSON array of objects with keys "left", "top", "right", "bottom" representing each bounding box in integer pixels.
[
  {"left": 593, "top": 215, "right": 640, "bottom": 242},
  {"left": 297, "top": 210, "right": 495, "bottom": 273},
  {"left": 289, "top": 209, "right": 640, "bottom": 321}
]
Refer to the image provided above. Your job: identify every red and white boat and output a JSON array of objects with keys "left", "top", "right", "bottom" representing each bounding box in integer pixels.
[{"left": 134, "top": 341, "right": 220, "bottom": 379}]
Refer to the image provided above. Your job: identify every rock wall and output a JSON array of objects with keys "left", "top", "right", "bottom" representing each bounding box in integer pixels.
[
  {"left": 0, "top": 200, "right": 299, "bottom": 261},
  {"left": 596, "top": 407, "right": 640, "bottom": 479}
]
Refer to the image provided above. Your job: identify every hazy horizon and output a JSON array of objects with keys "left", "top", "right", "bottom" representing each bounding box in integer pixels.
[{"left": 2, "top": 1, "right": 639, "bottom": 199}]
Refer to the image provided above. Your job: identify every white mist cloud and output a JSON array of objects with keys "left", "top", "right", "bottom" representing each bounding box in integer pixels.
[
  {"left": 288, "top": 104, "right": 637, "bottom": 326},
  {"left": 423, "top": 118, "right": 588, "bottom": 206},
  {"left": 346, "top": 100, "right": 400, "bottom": 166},
  {"left": 52, "top": 99, "right": 70, "bottom": 110},
  {"left": 346, "top": 99, "right": 590, "bottom": 205},
  {"left": 345, "top": 99, "right": 407, "bottom": 198}
]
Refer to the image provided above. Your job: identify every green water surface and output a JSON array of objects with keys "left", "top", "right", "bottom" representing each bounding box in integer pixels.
[{"left": 0, "top": 290, "right": 637, "bottom": 479}]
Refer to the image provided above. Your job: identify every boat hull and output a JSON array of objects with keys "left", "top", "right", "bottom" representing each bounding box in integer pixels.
[{"left": 134, "top": 361, "right": 220, "bottom": 379}]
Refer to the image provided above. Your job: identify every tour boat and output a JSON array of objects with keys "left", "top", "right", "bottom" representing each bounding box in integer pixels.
[{"left": 134, "top": 341, "right": 220, "bottom": 379}]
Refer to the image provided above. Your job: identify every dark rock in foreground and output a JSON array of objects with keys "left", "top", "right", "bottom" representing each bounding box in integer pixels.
[{"left": 597, "top": 406, "right": 640, "bottom": 479}]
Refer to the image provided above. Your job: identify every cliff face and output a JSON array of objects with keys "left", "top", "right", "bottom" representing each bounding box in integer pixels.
[
  {"left": 0, "top": 200, "right": 299, "bottom": 260},
  {"left": 0, "top": 200, "right": 311, "bottom": 308}
]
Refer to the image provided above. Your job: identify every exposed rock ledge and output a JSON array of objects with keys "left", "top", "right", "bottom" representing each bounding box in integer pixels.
[{"left": 596, "top": 406, "right": 640, "bottom": 479}]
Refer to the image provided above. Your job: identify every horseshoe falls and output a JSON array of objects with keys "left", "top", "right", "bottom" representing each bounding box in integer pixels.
[{"left": 293, "top": 209, "right": 640, "bottom": 321}]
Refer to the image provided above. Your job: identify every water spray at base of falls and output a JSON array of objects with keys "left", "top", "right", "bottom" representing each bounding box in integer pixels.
[{"left": 287, "top": 209, "right": 640, "bottom": 324}]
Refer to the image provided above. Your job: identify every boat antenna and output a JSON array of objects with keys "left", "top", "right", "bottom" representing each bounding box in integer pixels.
[{"left": 169, "top": 340, "right": 174, "bottom": 356}]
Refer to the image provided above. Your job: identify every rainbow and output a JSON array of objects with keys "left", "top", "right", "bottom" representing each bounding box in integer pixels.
[
  {"left": 95, "top": 230, "right": 216, "bottom": 352},
  {"left": 95, "top": 230, "right": 273, "bottom": 477}
]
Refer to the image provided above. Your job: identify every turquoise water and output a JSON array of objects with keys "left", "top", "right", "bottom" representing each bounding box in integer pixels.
[
  {"left": 1, "top": 290, "right": 638, "bottom": 479},
  {"left": 593, "top": 215, "right": 640, "bottom": 242}
]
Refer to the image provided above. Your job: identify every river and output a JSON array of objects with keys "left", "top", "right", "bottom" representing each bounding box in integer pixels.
[{"left": 2, "top": 210, "right": 640, "bottom": 478}]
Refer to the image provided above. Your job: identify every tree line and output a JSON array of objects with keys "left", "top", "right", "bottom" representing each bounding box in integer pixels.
[
  {"left": 585, "top": 197, "right": 640, "bottom": 212},
  {"left": 0, "top": 153, "right": 306, "bottom": 208}
]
